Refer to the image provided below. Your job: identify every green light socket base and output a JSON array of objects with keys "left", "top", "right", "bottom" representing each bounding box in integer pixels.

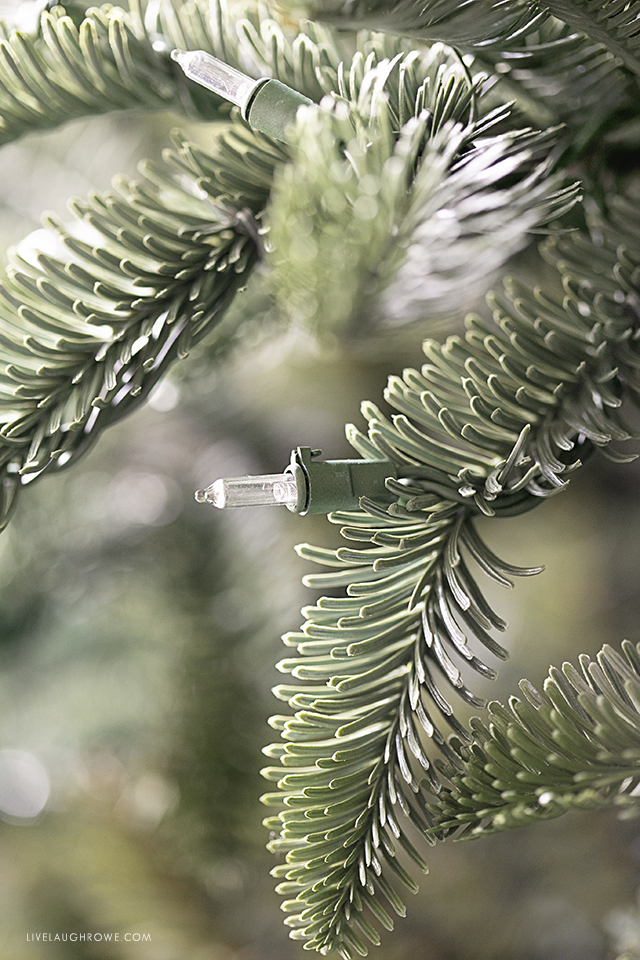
[
  {"left": 287, "top": 447, "right": 398, "bottom": 515},
  {"left": 243, "top": 79, "right": 313, "bottom": 141}
]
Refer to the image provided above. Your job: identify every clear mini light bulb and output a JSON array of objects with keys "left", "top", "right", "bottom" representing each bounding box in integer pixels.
[
  {"left": 195, "top": 473, "right": 298, "bottom": 509},
  {"left": 171, "top": 50, "right": 261, "bottom": 114}
]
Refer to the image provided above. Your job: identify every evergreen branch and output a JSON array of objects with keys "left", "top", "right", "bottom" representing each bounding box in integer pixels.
[
  {"left": 309, "top": 0, "right": 640, "bottom": 78},
  {"left": 267, "top": 47, "right": 580, "bottom": 334},
  {"left": 306, "top": 0, "right": 542, "bottom": 49},
  {"left": 133, "top": 0, "right": 342, "bottom": 103},
  {"left": 0, "top": 0, "right": 345, "bottom": 144},
  {"left": 263, "top": 204, "right": 640, "bottom": 956},
  {"left": 0, "top": 3, "right": 183, "bottom": 142},
  {"left": 308, "top": 0, "right": 640, "bottom": 131},
  {"left": 0, "top": 124, "right": 287, "bottom": 525},
  {"left": 472, "top": 19, "right": 635, "bottom": 134},
  {"left": 429, "top": 640, "right": 640, "bottom": 837},
  {"left": 545, "top": 0, "right": 640, "bottom": 77}
]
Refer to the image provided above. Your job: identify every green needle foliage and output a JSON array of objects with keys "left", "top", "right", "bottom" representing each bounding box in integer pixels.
[
  {"left": 430, "top": 639, "right": 640, "bottom": 838},
  {"left": 0, "top": 0, "right": 639, "bottom": 956},
  {"left": 0, "top": 3, "right": 181, "bottom": 139},
  {"left": 0, "top": 125, "right": 284, "bottom": 525},
  {"left": 0, "top": 0, "right": 581, "bottom": 523},
  {"left": 310, "top": 0, "right": 640, "bottom": 77},
  {"left": 309, "top": 0, "right": 640, "bottom": 140},
  {"left": 0, "top": 0, "right": 340, "bottom": 142},
  {"left": 267, "top": 50, "right": 579, "bottom": 332}
]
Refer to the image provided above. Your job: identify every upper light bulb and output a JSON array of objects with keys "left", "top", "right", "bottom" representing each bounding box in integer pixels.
[{"left": 171, "top": 49, "right": 261, "bottom": 113}]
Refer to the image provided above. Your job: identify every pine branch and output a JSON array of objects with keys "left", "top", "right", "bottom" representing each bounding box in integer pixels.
[
  {"left": 0, "top": 0, "right": 342, "bottom": 144},
  {"left": 0, "top": 3, "right": 184, "bottom": 141},
  {"left": 0, "top": 0, "right": 636, "bottom": 951},
  {"left": 8, "top": 0, "right": 632, "bottom": 157},
  {"left": 545, "top": 0, "right": 640, "bottom": 77},
  {"left": 307, "top": 0, "right": 640, "bottom": 134},
  {"left": 429, "top": 640, "right": 640, "bottom": 838},
  {"left": 0, "top": 123, "right": 287, "bottom": 525},
  {"left": 0, "top": 12, "right": 411, "bottom": 520},
  {"left": 139, "top": 0, "right": 340, "bottom": 95},
  {"left": 306, "top": 0, "right": 543, "bottom": 48},
  {"left": 472, "top": 19, "right": 635, "bottom": 134},
  {"left": 262, "top": 200, "right": 640, "bottom": 957},
  {"left": 309, "top": 0, "right": 640, "bottom": 78},
  {"left": 267, "top": 47, "right": 580, "bottom": 334}
]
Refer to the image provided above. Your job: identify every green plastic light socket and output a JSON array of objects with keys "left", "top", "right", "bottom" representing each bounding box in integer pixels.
[
  {"left": 242, "top": 79, "right": 313, "bottom": 141},
  {"left": 286, "top": 447, "right": 398, "bottom": 515}
]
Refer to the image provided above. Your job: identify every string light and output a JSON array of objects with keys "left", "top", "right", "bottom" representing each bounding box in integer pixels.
[
  {"left": 172, "top": 49, "right": 313, "bottom": 141},
  {"left": 195, "top": 447, "right": 397, "bottom": 514}
]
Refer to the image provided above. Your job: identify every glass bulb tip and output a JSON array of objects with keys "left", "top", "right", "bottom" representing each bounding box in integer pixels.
[{"left": 194, "top": 480, "right": 226, "bottom": 508}]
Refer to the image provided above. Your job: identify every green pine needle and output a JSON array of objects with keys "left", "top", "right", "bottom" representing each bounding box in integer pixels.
[{"left": 307, "top": 0, "right": 640, "bottom": 135}]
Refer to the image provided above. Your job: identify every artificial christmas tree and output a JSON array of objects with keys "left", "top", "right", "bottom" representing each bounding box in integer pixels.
[{"left": 1, "top": 1, "right": 640, "bottom": 957}]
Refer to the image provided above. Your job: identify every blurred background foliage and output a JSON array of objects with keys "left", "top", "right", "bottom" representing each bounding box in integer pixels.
[{"left": 0, "top": 2, "right": 639, "bottom": 959}]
